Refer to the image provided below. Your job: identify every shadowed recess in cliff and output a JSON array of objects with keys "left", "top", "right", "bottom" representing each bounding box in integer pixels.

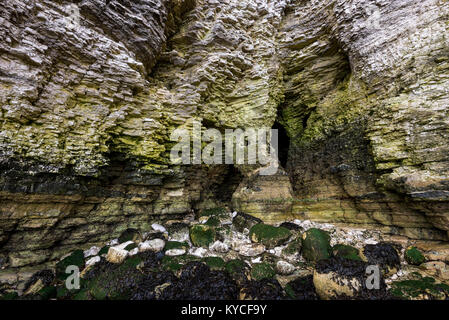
[{"left": 272, "top": 120, "right": 290, "bottom": 169}]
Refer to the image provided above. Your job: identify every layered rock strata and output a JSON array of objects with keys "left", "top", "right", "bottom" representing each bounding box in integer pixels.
[{"left": 0, "top": 0, "right": 448, "bottom": 273}]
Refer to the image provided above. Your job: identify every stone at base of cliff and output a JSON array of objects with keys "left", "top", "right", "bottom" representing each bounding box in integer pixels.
[
  {"left": 405, "top": 246, "right": 426, "bottom": 265},
  {"left": 361, "top": 243, "right": 400, "bottom": 276},
  {"left": 106, "top": 247, "right": 128, "bottom": 264},
  {"left": 249, "top": 224, "right": 292, "bottom": 249},
  {"left": 138, "top": 239, "right": 165, "bottom": 253},
  {"left": 301, "top": 228, "right": 332, "bottom": 262},
  {"left": 189, "top": 225, "right": 216, "bottom": 247},
  {"left": 313, "top": 257, "right": 388, "bottom": 300}
]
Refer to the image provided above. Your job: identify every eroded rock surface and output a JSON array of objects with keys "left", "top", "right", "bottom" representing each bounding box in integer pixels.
[{"left": 0, "top": 0, "right": 448, "bottom": 274}]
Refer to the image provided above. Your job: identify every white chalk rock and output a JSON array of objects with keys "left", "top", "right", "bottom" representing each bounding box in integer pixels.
[
  {"left": 276, "top": 260, "right": 295, "bottom": 275},
  {"left": 209, "top": 241, "right": 229, "bottom": 253},
  {"left": 152, "top": 223, "right": 167, "bottom": 233},
  {"left": 106, "top": 247, "right": 128, "bottom": 264},
  {"left": 86, "top": 256, "right": 101, "bottom": 267},
  {"left": 238, "top": 243, "right": 265, "bottom": 257},
  {"left": 84, "top": 246, "right": 100, "bottom": 258},
  {"left": 189, "top": 247, "right": 208, "bottom": 258},
  {"left": 165, "top": 248, "right": 186, "bottom": 256},
  {"left": 139, "top": 239, "right": 165, "bottom": 253}
]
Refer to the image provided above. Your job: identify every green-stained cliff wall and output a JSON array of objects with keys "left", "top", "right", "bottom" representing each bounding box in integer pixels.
[{"left": 0, "top": 0, "right": 449, "bottom": 273}]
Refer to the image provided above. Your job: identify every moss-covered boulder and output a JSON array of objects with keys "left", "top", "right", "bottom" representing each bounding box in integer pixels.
[
  {"left": 205, "top": 217, "right": 221, "bottom": 227},
  {"left": 332, "top": 244, "right": 361, "bottom": 261},
  {"left": 251, "top": 263, "right": 275, "bottom": 281},
  {"left": 203, "top": 257, "right": 225, "bottom": 270},
  {"left": 56, "top": 250, "right": 85, "bottom": 280},
  {"left": 301, "top": 228, "right": 332, "bottom": 262},
  {"left": 189, "top": 225, "right": 216, "bottom": 247},
  {"left": 163, "top": 241, "right": 189, "bottom": 251},
  {"left": 249, "top": 224, "right": 291, "bottom": 249},
  {"left": 405, "top": 246, "right": 425, "bottom": 265}
]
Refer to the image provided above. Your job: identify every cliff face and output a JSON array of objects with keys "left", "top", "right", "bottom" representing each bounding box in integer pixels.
[{"left": 0, "top": 0, "right": 448, "bottom": 270}]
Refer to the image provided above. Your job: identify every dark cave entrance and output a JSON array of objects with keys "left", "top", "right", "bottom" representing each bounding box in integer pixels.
[
  {"left": 214, "top": 165, "right": 244, "bottom": 203},
  {"left": 272, "top": 121, "right": 290, "bottom": 169}
]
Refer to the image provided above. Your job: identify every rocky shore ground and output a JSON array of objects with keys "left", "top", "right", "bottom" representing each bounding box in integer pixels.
[{"left": 2, "top": 208, "right": 448, "bottom": 300}]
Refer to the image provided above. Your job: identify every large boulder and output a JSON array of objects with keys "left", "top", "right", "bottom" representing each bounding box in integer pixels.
[
  {"left": 106, "top": 247, "right": 128, "bottom": 264},
  {"left": 138, "top": 239, "right": 165, "bottom": 253},
  {"left": 238, "top": 243, "right": 266, "bottom": 257},
  {"left": 189, "top": 225, "right": 216, "bottom": 248},
  {"left": 313, "top": 257, "right": 388, "bottom": 300},
  {"left": 301, "top": 228, "right": 332, "bottom": 262},
  {"left": 361, "top": 243, "right": 400, "bottom": 276},
  {"left": 249, "top": 224, "right": 292, "bottom": 249}
]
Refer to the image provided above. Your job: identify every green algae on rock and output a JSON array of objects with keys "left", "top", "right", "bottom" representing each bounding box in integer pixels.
[
  {"left": 390, "top": 273, "right": 449, "bottom": 300},
  {"left": 250, "top": 263, "right": 276, "bottom": 281},
  {"left": 249, "top": 224, "right": 291, "bottom": 249},
  {"left": 205, "top": 217, "right": 221, "bottom": 227},
  {"left": 301, "top": 228, "right": 332, "bottom": 262},
  {"left": 203, "top": 257, "right": 225, "bottom": 271},
  {"left": 332, "top": 244, "right": 362, "bottom": 261},
  {"left": 189, "top": 225, "right": 216, "bottom": 247},
  {"left": 225, "top": 259, "right": 248, "bottom": 275},
  {"left": 404, "top": 246, "right": 426, "bottom": 266}
]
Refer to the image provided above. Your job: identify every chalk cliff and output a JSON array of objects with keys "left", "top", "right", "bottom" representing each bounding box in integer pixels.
[{"left": 0, "top": 0, "right": 448, "bottom": 272}]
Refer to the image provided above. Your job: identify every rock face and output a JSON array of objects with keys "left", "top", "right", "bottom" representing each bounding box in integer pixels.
[
  {"left": 280, "top": 0, "right": 449, "bottom": 242},
  {"left": 0, "top": 0, "right": 448, "bottom": 273}
]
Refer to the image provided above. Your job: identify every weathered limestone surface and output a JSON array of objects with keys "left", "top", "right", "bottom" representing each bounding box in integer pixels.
[
  {"left": 278, "top": 0, "right": 449, "bottom": 241},
  {"left": 0, "top": 0, "right": 448, "bottom": 272}
]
